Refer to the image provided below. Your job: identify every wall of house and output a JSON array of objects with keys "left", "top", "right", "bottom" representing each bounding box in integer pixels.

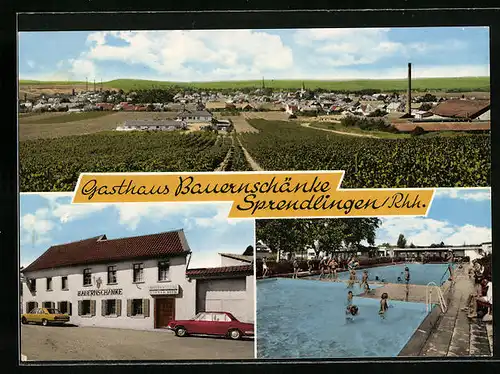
[
  {"left": 476, "top": 109, "right": 490, "bottom": 121},
  {"left": 195, "top": 276, "right": 254, "bottom": 323},
  {"left": 22, "top": 255, "right": 196, "bottom": 330}
]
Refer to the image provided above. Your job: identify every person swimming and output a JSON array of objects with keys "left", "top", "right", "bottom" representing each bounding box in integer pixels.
[
  {"left": 379, "top": 292, "right": 389, "bottom": 318},
  {"left": 375, "top": 276, "right": 380, "bottom": 281},
  {"left": 346, "top": 290, "right": 353, "bottom": 306}
]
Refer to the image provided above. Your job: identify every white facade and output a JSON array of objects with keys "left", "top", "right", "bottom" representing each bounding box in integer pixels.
[
  {"left": 476, "top": 109, "right": 490, "bottom": 121},
  {"left": 196, "top": 276, "right": 254, "bottom": 323},
  {"left": 22, "top": 256, "right": 196, "bottom": 330}
]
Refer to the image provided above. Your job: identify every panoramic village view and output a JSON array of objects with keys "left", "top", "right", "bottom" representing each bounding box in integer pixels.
[{"left": 18, "top": 27, "right": 491, "bottom": 361}]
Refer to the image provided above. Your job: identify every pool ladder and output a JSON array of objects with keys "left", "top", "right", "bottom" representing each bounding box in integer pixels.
[{"left": 425, "top": 282, "right": 447, "bottom": 313}]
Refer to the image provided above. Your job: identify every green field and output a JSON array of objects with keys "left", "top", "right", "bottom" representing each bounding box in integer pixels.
[
  {"left": 19, "top": 77, "right": 491, "bottom": 92},
  {"left": 19, "top": 111, "right": 114, "bottom": 124}
]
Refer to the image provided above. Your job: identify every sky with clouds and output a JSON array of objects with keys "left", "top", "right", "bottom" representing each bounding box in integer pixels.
[
  {"left": 18, "top": 27, "right": 489, "bottom": 82},
  {"left": 19, "top": 193, "right": 254, "bottom": 269},
  {"left": 375, "top": 188, "right": 491, "bottom": 247}
]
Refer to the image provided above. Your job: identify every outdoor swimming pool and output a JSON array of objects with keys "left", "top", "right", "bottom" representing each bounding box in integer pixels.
[
  {"left": 334, "top": 263, "right": 453, "bottom": 285},
  {"left": 257, "top": 278, "right": 431, "bottom": 358}
]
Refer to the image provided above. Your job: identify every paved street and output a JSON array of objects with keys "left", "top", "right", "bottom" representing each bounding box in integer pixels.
[{"left": 21, "top": 325, "right": 254, "bottom": 361}]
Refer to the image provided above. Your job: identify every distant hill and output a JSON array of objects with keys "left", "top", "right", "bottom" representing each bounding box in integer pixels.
[{"left": 19, "top": 77, "right": 490, "bottom": 92}]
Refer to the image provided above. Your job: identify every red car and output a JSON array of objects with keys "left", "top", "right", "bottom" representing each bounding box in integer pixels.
[{"left": 167, "top": 311, "right": 254, "bottom": 340}]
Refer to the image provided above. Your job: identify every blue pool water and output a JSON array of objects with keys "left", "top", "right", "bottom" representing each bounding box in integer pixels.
[
  {"left": 257, "top": 278, "right": 430, "bottom": 358},
  {"left": 332, "top": 263, "right": 453, "bottom": 286}
]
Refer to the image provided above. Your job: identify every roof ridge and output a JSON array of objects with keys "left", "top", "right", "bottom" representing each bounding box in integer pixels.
[
  {"left": 95, "top": 229, "right": 184, "bottom": 243},
  {"left": 51, "top": 235, "right": 103, "bottom": 247}
]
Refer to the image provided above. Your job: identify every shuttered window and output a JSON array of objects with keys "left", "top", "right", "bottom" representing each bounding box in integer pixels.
[
  {"left": 46, "top": 278, "right": 52, "bottom": 291},
  {"left": 78, "top": 300, "right": 94, "bottom": 316},
  {"left": 61, "top": 276, "right": 68, "bottom": 290},
  {"left": 58, "top": 301, "right": 72, "bottom": 315},
  {"left": 83, "top": 269, "right": 92, "bottom": 286},
  {"left": 127, "top": 299, "right": 149, "bottom": 317},
  {"left": 102, "top": 299, "right": 120, "bottom": 316},
  {"left": 26, "top": 301, "right": 37, "bottom": 313}
]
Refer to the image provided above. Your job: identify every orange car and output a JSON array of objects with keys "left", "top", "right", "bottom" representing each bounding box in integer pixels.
[{"left": 21, "top": 307, "right": 70, "bottom": 326}]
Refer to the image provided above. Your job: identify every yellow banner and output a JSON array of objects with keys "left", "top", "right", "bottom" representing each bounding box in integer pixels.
[{"left": 72, "top": 172, "right": 434, "bottom": 219}]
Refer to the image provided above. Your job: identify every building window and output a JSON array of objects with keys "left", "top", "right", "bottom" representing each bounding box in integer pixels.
[
  {"left": 42, "top": 301, "right": 55, "bottom": 309},
  {"left": 102, "top": 299, "right": 122, "bottom": 316},
  {"left": 26, "top": 301, "right": 37, "bottom": 313},
  {"left": 46, "top": 277, "right": 52, "bottom": 291},
  {"left": 78, "top": 300, "right": 96, "bottom": 316},
  {"left": 28, "top": 279, "right": 36, "bottom": 292},
  {"left": 107, "top": 266, "right": 117, "bottom": 284},
  {"left": 83, "top": 268, "right": 92, "bottom": 286},
  {"left": 127, "top": 299, "right": 150, "bottom": 317},
  {"left": 133, "top": 263, "right": 144, "bottom": 283},
  {"left": 158, "top": 260, "right": 170, "bottom": 281},
  {"left": 58, "top": 301, "right": 72, "bottom": 315},
  {"left": 61, "top": 276, "right": 68, "bottom": 290}
]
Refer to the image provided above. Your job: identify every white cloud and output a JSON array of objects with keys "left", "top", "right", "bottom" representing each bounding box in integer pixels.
[
  {"left": 434, "top": 188, "right": 491, "bottom": 202},
  {"left": 20, "top": 207, "right": 55, "bottom": 246},
  {"left": 376, "top": 216, "right": 491, "bottom": 247},
  {"left": 77, "top": 30, "right": 293, "bottom": 81}
]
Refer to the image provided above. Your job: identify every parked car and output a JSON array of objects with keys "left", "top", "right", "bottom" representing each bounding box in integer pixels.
[
  {"left": 167, "top": 311, "right": 254, "bottom": 340},
  {"left": 21, "top": 308, "right": 70, "bottom": 326}
]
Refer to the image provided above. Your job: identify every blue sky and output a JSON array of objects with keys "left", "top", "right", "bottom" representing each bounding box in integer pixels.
[
  {"left": 375, "top": 188, "right": 491, "bottom": 246},
  {"left": 19, "top": 193, "right": 254, "bottom": 269},
  {"left": 18, "top": 27, "right": 489, "bottom": 82}
]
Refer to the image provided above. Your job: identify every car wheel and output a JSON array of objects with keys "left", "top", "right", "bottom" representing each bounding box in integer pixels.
[
  {"left": 175, "top": 326, "right": 187, "bottom": 337},
  {"left": 42, "top": 319, "right": 48, "bottom": 327},
  {"left": 228, "top": 329, "right": 241, "bottom": 340},
  {"left": 21, "top": 317, "right": 27, "bottom": 325}
]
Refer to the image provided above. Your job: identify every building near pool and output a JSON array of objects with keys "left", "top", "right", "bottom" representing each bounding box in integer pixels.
[
  {"left": 378, "top": 243, "right": 491, "bottom": 261},
  {"left": 21, "top": 229, "right": 254, "bottom": 330}
]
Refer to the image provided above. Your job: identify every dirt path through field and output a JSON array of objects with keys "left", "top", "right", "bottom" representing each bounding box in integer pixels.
[
  {"left": 301, "top": 122, "right": 379, "bottom": 138},
  {"left": 237, "top": 137, "right": 263, "bottom": 171}
]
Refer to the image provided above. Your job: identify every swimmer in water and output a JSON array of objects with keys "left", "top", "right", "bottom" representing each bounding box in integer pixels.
[
  {"left": 404, "top": 267, "right": 410, "bottom": 284},
  {"left": 346, "top": 304, "right": 359, "bottom": 320},
  {"left": 379, "top": 292, "right": 389, "bottom": 318}
]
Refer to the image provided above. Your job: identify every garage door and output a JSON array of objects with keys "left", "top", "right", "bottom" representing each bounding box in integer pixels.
[{"left": 196, "top": 277, "right": 252, "bottom": 322}]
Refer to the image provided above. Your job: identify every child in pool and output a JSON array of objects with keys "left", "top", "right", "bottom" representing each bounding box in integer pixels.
[
  {"left": 346, "top": 290, "right": 353, "bottom": 306},
  {"left": 360, "top": 270, "right": 369, "bottom": 288},
  {"left": 379, "top": 292, "right": 389, "bottom": 318},
  {"left": 347, "top": 270, "right": 357, "bottom": 287}
]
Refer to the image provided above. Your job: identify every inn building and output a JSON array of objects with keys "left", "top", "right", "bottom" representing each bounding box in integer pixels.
[{"left": 21, "top": 229, "right": 254, "bottom": 330}]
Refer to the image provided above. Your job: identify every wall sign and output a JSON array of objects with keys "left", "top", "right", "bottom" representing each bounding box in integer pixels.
[
  {"left": 149, "top": 284, "right": 179, "bottom": 296},
  {"left": 77, "top": 288, "right": 123, "bottom": 296}
]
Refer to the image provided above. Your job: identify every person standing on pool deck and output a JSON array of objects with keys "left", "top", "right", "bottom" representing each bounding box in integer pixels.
[
  {"left": 404, "top": 267, "right": 410, "bottom": 284},
  {"left": 262, "top": 258, "right": 269, "bottom": 278},
  {"left": 292, "top": 258, "right": 300, "bottom": 279},
  {"left": 319, "top": 257, "right": 327, "bottom": 279},
  {"left": 360, "top": 270, "right": 369, "bottom": 289},
  {"left": 379, "top": 293, "right": 389, "bottom": 318},
  {"left": 447, "top": 250, "right": 455, "bottom": 281}
]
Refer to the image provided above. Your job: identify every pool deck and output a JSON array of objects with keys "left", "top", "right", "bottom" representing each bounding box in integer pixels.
[{"left": 418, "top": 265, "right": 492, "bottom": 357}]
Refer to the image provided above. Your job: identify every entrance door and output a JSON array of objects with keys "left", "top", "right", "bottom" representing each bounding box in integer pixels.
[{"left": 155, "top": 298, "right": 175, "bottom": 328}]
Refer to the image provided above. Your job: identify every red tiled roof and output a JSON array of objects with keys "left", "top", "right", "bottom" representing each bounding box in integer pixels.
[
  {"left": 186, "top": 265, "right": 253, "bottom": 278},
  {"left": 431, "top": 100, "right": 490, "bottom": 119},
  {"left": 23, "top": 230, "right": 190, "bottom": 273},
  {"left": 394, "top": 121, "right": 490, "bottom": 132}
]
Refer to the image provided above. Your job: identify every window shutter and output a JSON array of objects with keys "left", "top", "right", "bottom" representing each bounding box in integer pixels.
[
  {"left": 57, "top": 302, "right": 61, "bottom": 311},
  {"left": 69, "top": 302, "right": 72, "bottom": 316},
  {"left": 101, "top": 300, "right": 107, "bottom": 316},
  {"left": 90, "top": 300, "right": 96, "bottom": 316},
  {"left": 35, "top": 301, "right": 38, "bottom": 308},
  {"left": 51, "top": 302, "right": 55, "bottom": 309},
  {"left": 127, "top": 299, "right": 132, "bottom": 317},
  {"left": 116, "top": 300, "right": 122, "bottom": 317},
  {"left": 143, "top": 299, "right": 150, "bottom": 318},
  {"left": 78, "top": 301, "right": 83, "bottom": 316}
]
